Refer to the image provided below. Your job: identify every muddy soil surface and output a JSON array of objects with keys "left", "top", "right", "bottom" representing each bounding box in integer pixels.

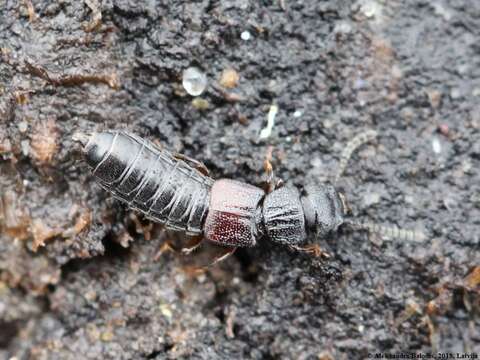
[{"left": 1, "top": 1, "right": 479, "bottom": 359}]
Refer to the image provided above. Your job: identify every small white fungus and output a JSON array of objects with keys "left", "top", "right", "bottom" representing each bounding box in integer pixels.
[
  {"left": 18, "top": 122, "right": 28, "bottom": 133},
  {"left": 259, "top": 104, "right": 278, "bottom": 140},
  {"left": 360, "top": 1, "right": 381, "bottom": 18},
  {"left": 21, "top": 140, "right": 30, "bottom": 156},
  {"left": 293, "top": 110, "right": 303, "bottom": 118},
  {"left": 432, "top": 137, "right": 442, "bottom": 154}
]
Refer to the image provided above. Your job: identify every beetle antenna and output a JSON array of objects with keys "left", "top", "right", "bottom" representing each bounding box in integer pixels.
[
  {"left": 336, "top": 131, "right": 428, "bottom": 243},
  {"left": 334, "top": 130, "right": 378, "bottom": 184},
  {"left": 343, "top": 219, "right": 427, "bottom": 242}
]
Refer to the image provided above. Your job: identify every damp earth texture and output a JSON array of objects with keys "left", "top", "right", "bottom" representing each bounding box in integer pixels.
[{"left": 1, "top": 1, "right": 480, "bottom": 359}]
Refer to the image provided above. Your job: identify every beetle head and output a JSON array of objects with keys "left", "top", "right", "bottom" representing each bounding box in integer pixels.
[{"left": 301, "top": 184, "right": 346, "bottom": 238}]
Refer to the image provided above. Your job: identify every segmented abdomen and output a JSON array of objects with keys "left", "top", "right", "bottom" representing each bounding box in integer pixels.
[{"left": 84, "top": 131, "right": 213, "bottom": 235}]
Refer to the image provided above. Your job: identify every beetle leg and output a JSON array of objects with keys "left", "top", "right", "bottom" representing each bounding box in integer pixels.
[
  {"left": 173, "top": 152, "right": 210, "bottom": 176},
  {"left": 0, "top": 89, "right": 17, "bottom": 124},
  {"left": 262, "top": 146, "right": 285, "bottom": 192},
  {"left": 203, "top": 247, "right": 237, "bottom": 268},
  {"left": 290, "top": 244, "right": 331, "bottom": 259},
  {"left": 181, "top": 235, "right": 204, "bottom": 255},
  {"left": 263, "top": 145, "right": 275, "bottom": 193},
  {"left": 152, "top": 139, "right": 164, "bottom": 150},
  {"left": 153, "top": 240, "right": 179, "bottom": 260},
  {"left": 72, "top": 132, "right": 91, "bottom": 147}
]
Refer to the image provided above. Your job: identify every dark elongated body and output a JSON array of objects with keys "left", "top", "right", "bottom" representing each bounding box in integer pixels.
[
  {"left": 84, "top": 131, "right": 213, "bottom": 235},
  {"left": 79, "top": 130, "right": 346, "bottom": 249}
]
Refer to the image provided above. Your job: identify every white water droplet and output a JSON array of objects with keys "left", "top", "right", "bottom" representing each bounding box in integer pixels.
[
  {"left": 241, "top": 30, "right": 251, "bottom": 41},
  {"left": 182, "top": 67, "right": 207, "bottom": 96}
]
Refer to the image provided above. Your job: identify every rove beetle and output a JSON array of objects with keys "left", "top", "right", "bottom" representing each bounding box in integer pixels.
[{"left": 73, "top": 130, "right": 422, "bottom": 265}]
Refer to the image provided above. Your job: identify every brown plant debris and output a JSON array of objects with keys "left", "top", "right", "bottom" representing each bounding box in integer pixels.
[
  {"left": 25, "top": 61, "right": 120, "bottom": 89},
  {"left": 84, "top": 0, "right": 102, "bottom": 32},
  {"left": 30, "top": 118, "right": 59, "bottom": 165}
]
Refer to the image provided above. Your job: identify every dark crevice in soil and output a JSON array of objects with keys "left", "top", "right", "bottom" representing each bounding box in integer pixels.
[
  {"left": 0, "top": 320, "right": 20, "bottom": 348},
  {"left": 234, "top": 247, "right": 260, "bottom": 284},
  {"left": 144, "top": 350, "right": 163, "bottom": 359}
]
